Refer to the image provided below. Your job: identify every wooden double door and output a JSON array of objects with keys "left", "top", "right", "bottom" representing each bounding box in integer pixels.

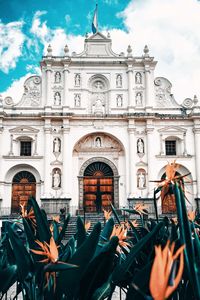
[
  {"left": 83, "top": 162, "right": 114, "bottom": 212},
  {"left": 12, "top": 171, "right": 36, "bottom": 213}
]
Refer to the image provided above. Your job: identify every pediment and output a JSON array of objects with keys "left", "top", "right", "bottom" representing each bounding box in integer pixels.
[
  {"left": 77, "top": 32, "right": 118, "bottom": 57},
  {"left": 158, "top": 126, "right": 186, "bottom": 133},
  {"left": 87, "top": 32, "right": 110, "bottom": 41},
  {"left": 9, "top": 126, "right": 39, "bottom": 133},
  {"left": 136, "top": 161, "right": 147, "bottom": 167}
]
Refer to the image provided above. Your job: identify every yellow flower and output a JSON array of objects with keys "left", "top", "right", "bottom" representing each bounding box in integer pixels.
[{"left": 149, "top": 241, "right": 185, "bottom": 300}]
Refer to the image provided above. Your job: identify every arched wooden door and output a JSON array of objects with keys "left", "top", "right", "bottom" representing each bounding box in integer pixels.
[
  {"left": 83, "top": 162, "right": 114, "bottom": 212},
  {"left": 12, "top": 171, "right": 36, "bottom": 213}
]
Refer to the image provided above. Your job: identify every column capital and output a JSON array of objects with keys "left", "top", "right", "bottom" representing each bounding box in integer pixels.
[
  {"left": 62, "top": 127, "right": 70, "bottom": 133},
  {"left": 128, "top": 127, "right": 136, "bottom": 134},
  {"left": 193, "top": 127, "right": 200, "bottom": 134},
  {"left": 146, "top": 128, "right": 154, "bottom": 134},
  {"left": 44, "top": 127, "right": 52, "bottom": 133}
]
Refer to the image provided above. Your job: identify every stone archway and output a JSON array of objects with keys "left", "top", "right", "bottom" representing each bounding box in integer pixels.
[{"left": 79, "top": 157, "right": 119, "bottom": 212}]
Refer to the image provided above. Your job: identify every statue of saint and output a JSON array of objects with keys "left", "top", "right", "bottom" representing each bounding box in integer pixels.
[
  {"left": 54, "top": 92, "right": 61, "bottom": 106},
  {"left": 138, "top": 172, "right": 145, "bottom": 188},
  {"left": 53, "top": 138, "right": 61, "bottom": 153},
  {"left": 55, "top": 72, "right": 61, "bottom": 83},
  {"left": 116, "top": 74, "right": 122, "bottom": 87},
  {"left": 117, "top": 95, "right": 123, "bottom": 107},
  {"left": 74, "top": 94, "right": 80, "bottom": 107},
  {"left": 75, "top": 74, "right": 80, "bottom": 86},
  {"left": 137, "top": 138, "right": 144, "bottom": 154},
  {"left": 53, "top": 170, "right": 61, "bottom": 188},
  {"left": 136, "top": 92, "right": 142, "bottom": 106},
  {"left": 135, "top": 72, "right": 142, "bottom": 84},
  {"left": 95, "top": 137, "right": 101, "bottom": 148},
  {"left": 93, "top": 96, "right": 104, "bottom": 114}
]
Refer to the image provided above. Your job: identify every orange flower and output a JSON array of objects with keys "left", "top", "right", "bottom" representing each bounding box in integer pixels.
[
  {"left": 110, "top": 224, "right": 130, "bottom": 250},
  {"left": 103, "top": 208, "right": 112, "bottom": 221},
  {"left": 150, "top": 241, "right": 185, "bottom": 300},
  {"left": 20, "top": 202, "right": 36, "bottom": 227},
  {"left": 187, "top": 210, "right": 196, "bottom": 222},
  {"left": 31, "top": 237, "right": 59, "bottom": 291},
  {"left": 31, "top": 237, "right": 59, "bottom": 263},
  {"left": 85, "top": 221, "right": 91, "bottom": 232},
  {"left": 52, "top": 215, "right": 60, "bottom": 223},
  {"left": 134, "top": 203, "right": 148, "bottom": 215}
]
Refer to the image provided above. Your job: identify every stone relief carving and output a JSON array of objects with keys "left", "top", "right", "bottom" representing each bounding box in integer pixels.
[
  {"left": 18, "top": 76, "right": 41, "bottom": 107},
  {"left": 74, "top": 134, "right": 123, "bottom": 153},
  {"left": 182, "top": 98, "right": 193, "bottom": 108},
  {"left": 154, "top": 77, "right": 179, "bottom": 108},
  {"left": 4, "top": 96, "right": 14, "bottom": 106}
]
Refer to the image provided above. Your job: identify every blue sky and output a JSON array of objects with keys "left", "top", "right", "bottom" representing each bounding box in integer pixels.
[{"left": 1, "top": 0, "right": 200, "bottom": 103}]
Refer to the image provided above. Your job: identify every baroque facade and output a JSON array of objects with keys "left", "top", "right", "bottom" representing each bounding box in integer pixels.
[{"left": 0, "top": 32, "right": 199, "bottom": 215}]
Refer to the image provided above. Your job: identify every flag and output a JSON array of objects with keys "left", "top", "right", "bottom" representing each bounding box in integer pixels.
[{"left": 92, "top": 4, "right": 98, "bottom": 34}]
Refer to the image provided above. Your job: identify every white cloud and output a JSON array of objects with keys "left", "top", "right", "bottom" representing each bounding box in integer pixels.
[
  {"left": 115, "top": 0, "right": 200, "bottom": 102},
  {"left": 0, "top": 20, "right": 25, "bottom": 73},
  {"left": 1, "top": 73, "right": 33, "bottom": 104}
]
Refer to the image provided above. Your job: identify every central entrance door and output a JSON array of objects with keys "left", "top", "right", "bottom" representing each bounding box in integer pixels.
[
  {"left": 83, "top": 162, "right": 114, "bottom": 212},
  {"left": 12, "top": 171, "right": 36, "bottom": 213}
]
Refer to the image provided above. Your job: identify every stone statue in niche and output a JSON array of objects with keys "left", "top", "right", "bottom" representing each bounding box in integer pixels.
[
  {"left": 117, "top": 95, "right": 123, "bottom": 107},
  {"left": 75, "top": 74, "right": 81, "bottom": 86},
  {"left": 93, "top": 96, "right": 105, "bottom": 115},
  {"left": 74, "top": 94, "right": 81, "bottom": 107},
  {"left": 135, "top": 72, "right": 142, "bottom": 84},
  {"left": 137, "top": 138, "right": 144, "bottom": 154},
  {"left": 52, "top": 169, "right": 61, "bottom": 188},
  {"left": 137, "top": 172, "right": 146, "bottom": 188},
  {"left": 136, "top": 92, "right": 142, "bottom": 106},
  {"left": 53, "top": 137, "right": 61, "bottom": 153},
  {"left": 54, "top": 92, "right": 61, "bottom": 106},
  {"left": 95, "top": 137, "right": 101, "bottom": 148},
  {"left": 116, "top": 74, "right": 122, "bottom": 87},
  {"left": 55, "top": 72, "right": 61, "bottom": 83}
]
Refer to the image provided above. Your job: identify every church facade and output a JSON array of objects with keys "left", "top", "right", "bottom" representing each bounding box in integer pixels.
[{"left": 0, "top": 32, "right": 199, "bottom": 216}]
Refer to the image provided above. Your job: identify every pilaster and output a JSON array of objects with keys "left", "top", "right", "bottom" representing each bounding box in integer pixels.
[
  {"left": 62, "top": 120, "right": 71, "bottom": 198},
  {"left": 146, "top": 122, "right": 155, "bottom": 196},
  {"left": 42, "top": 122, "right": 52, "bottom": 198},
  {"left": 193, "top": 124, "right": 200, "bottom": 197},
  {"left": 128, "top": 122, "right": 136, "bottom": 197}
]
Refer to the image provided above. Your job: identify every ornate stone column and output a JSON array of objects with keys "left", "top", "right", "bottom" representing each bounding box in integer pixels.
[
  {"left": 159, "top": 133, "right": 164, "bottom": 155},
  {"left": 128, "top": 123, "right": 136, "bottom": 197},
  {"left": 45, "top": 67, "right": 52, "bottom": 107},
  {"left": 144, "top": 67, "right": 151, "bottom": 108},
  {"left": 183, "top": 132, "right": 187, "bottom": 156},
  {"left": 62, "top": 121, "right": 71, "bottom": 198},
  {"left": 43, "top": 124, "right": 52, "bottom": 197},
  {"left": 127, "top": 65, "right": 134, "bottom": 108},
  {"left": 41, "top": 67, "right": 46, "bottom": 107},
  {"left": 9, "top": 134, "right": 14, "bottom": 156},
  {"left": 63, "top": 66, "right": 70, "bottom": 108},
  {"left": 193, "top": 125, "right": 200, "bottom": 197},
  {"left": 146, "top": 124, "right": 154, "bottom": 197},
  {"left": 33, "top": 134, "right": 38, "bottom": 155}
]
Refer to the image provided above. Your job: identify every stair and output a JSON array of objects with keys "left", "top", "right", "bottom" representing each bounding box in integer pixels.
[{"left": 64, "top": 212, "right": 143, "bottom": 241}]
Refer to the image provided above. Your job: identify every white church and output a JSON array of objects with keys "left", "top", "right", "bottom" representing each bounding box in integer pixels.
[{"left": 0, "top": 31, "right": 199, "bottom": 216}]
